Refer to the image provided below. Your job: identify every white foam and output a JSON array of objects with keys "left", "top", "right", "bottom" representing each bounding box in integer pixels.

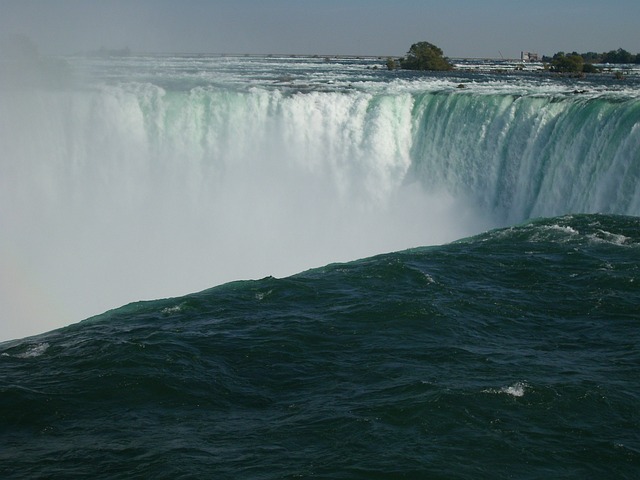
[
  {"left": 161, "top": 305, "right": 184, "bottom": 315},
  {"left": 550, "top": 225, "right": 579, "bottom": 235},
  {"left": 255, "top": 290, "right": 273, "bottom": 301},
  {"left": 588, "top": 230, "right": 632, "bottom": 246},
  {"left": 501, "top": 382, "right": 526, "bottom": 397},
  {"left": 483, "top": 381, "right": 527, "bottom": 397},
  {"left": 14, "top": 342, "right": 49, "bottom": 359}
]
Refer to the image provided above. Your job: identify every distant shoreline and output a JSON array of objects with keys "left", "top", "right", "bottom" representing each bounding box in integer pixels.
[{"left": 65, "top": 51, "right": 640, "bottom": 75}]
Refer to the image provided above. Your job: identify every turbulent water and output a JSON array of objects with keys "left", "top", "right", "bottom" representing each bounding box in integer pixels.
[
  {"left": 1, "top": 214, "right": 639, "bottom": 478},
  {"left": 1, "top": 55, "right": 639, "bottom": 477}
]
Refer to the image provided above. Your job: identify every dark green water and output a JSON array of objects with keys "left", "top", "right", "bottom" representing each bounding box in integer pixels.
[{"left": 1, "top": 214, "right": 638, "bottom": 479}]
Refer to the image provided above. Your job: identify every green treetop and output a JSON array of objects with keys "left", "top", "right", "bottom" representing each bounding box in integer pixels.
[
  {"left": 550, "top": 52, "right": 585, "bottom": 73},
  {"left": 400, "top": 41, "right": 453, "bottom": 71}
]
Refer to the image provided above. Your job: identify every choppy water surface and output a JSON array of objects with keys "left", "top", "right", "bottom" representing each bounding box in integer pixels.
[{"left": 1, "top": 214, "right": 639, "bottom": 479}]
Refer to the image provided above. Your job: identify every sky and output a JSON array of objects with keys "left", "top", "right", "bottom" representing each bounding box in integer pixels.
[{"left": 1, "top": 0, "right": 639, "bottom": 59}]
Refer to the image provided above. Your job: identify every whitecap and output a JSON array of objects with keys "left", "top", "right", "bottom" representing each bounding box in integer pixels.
[
  {"left": 501, "top": 382, "right": 527, "bottom": 397},
  {"left": 422, "top": 272, "right": 435, "bottom": 284},
  {"left": 15, "top": 343, "right": 49, "bottom": 359},
  {"left": 255, "top": 289, "right": 273, "bottom": 301},
  {"left": 483, "top": 381, "right": 527, "bottom": 397},
  {"left": 588, "top": 230, "right": 632, "bottom": 246},
  {"left": 161, "top": 305, "right": 184, "bottom": 315}
]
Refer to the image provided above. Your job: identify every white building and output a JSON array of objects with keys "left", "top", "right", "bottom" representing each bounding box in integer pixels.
[{"left": 521, "top": 51, "right": 540, "bottom": 62}]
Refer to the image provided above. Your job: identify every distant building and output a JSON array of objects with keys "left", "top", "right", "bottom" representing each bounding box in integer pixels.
[{"left": 521, "top": 51, "right": 540, "bottom": 62}]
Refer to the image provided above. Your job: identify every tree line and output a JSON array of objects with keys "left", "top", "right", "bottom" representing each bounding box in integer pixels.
[
  {"left": 545, "top": 48, "right": 640, "bottom": 74},
  {"left": 544, "top": 48, "right": 640, "bottom": 65},
  {"left": 388, "top": 41, "right": 639, "bottom": 74}
]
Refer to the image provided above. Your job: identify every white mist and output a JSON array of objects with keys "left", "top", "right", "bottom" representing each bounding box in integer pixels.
[{"left": 0, "top": 76, "right": 487, "bottom": 341}]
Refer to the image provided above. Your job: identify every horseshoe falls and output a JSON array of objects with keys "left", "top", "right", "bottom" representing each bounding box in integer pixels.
[
  {"left": 1, "top": 56, "right": 639, "bottom": 478},
  {"left": 2, "top": 56, "right": 639, "bottom": 339}
]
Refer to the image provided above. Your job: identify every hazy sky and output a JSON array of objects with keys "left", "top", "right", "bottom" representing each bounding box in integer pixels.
[{"left": 2, "top": 0, "right": 639, "bottom": 59}]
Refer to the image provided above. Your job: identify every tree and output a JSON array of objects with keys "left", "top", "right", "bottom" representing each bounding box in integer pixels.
[
  {"left": 581, "top": 51, "right": 601, "bottom": 63},
  {"left": 400, "top": 41, "right": 453, "bottom": 71},
  {"left": 551, "top": 53, "right": 584, "bottom": 73},
  {"left": 546, "top": 48, "right": 640, "bottom": 66},
  {"left": 603, "top": 48, "right": 633, "bottom": 64}
]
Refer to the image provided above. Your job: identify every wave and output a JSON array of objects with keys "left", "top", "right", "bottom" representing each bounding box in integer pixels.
[{"left": 1, "top": 214, "right": 638, "bottom": 478}]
